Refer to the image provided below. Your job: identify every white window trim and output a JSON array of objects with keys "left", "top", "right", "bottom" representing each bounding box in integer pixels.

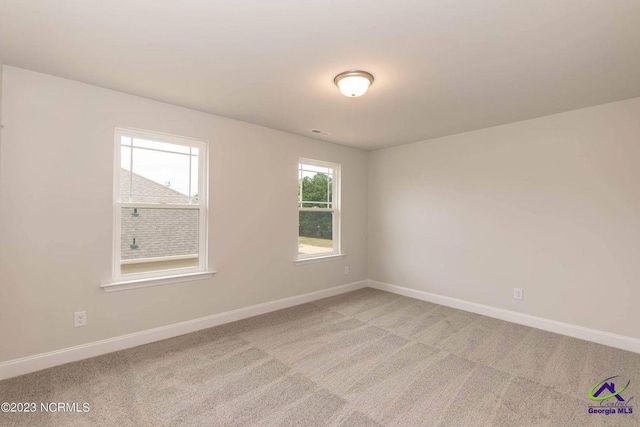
[
  {"left": 296, "top": 158, "right": 342, "bottom": 262},
  {"left": 102, "top": 271, "right": 216, "bottom": 293},
  {"left": 293, "top": 254, "right": 346, "bottom": 265},
  {"left": 105, "top": 127, "right": 213, "bottom": 291}
]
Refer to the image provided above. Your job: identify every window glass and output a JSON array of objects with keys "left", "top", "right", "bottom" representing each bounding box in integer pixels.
[
  {"left": 298, "top": 164, "right": 334, "bottom": 208},
  {"left": 119, "top": 207, "right": 199, "bottom": 274},
  {"left": 120, "top": 137, "right": 199, "bottom": 204},
  {"left": 298, "top": 211, "right": 334, "bottom": 256}
]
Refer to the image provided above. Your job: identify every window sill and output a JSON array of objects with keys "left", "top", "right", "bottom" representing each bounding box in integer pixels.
[
  {"left": 101, "top": 271, "right": 216, "bottom": 292},
  {"left": 294, "top": 254, "right": 346, "bottom": 265}
]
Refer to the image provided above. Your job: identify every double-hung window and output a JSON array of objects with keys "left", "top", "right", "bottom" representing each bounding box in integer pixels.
[
  {"left": 297, "top": 159, "right": 341, "bottom": 259},
  {"left": 112, "top": 128, "right": 208, "bottom": 283}
]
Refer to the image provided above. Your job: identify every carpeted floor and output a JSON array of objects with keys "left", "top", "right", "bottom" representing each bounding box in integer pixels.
[{"left": 1, "top": 288, "right": 639, "bottom": 426}]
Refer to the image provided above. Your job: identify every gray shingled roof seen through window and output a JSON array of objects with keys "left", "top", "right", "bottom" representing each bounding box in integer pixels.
[{"left": 120, "top": 169, "right": 198, "bottom": 261}]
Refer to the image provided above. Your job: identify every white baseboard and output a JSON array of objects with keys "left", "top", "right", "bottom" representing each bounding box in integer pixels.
[
  {"left": 0, "top": 280, "right": 367, "bottom": 381},
  {"left": 368, "top": 280, "right": 640, "bottom": 354}
]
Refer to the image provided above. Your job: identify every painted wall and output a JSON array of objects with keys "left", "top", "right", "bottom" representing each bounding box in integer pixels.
[
  {"left": 0, "top": 61, "right": 3, "bottom": 182},
  {"left": 368, "top": 97, "right": 640, "bottom": 340},
  {"left": 0, "top": 66, "right": 368, "bottom": 362}
]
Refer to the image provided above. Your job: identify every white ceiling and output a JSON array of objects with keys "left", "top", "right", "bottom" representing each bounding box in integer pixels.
[{"left": 1, "top": 1, "right": 639, "bottom": 150}]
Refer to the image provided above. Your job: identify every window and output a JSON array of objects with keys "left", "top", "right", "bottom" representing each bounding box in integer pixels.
[
  {"left": 297, "top": 159, "right": 341, "bottom": 259},
  {"left": 113, "top": 128, "right": 208, "bottom": 282}
]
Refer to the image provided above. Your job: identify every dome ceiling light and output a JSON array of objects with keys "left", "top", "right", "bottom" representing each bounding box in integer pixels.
[{"left": 334, "top": 70, "right": 374, "bottom": 97}]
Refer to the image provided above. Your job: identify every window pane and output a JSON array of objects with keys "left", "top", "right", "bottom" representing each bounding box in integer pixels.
[
  {"left": 190, "top": 154, "right": 199, "bottom": 200},
  {"left": 132, "top": 137, "right": 191, "bottom": 154},
  {"left": 120, "top": 145, "right": 132, "bottom": 201},
  {"left": 120, "top": 207, "right": 199, "bottom": 274},
  {"left": 119, "top": 136, "right": 199, "bottom": 204},
  {"left": 298, "top": 164, "right": 333, "bottom": 208},
  {"left": 300, "top": 164, "right": 333, "bottom": 174},
  {"left": 298, "top": 211, "right": 333, "bottom": 256}
]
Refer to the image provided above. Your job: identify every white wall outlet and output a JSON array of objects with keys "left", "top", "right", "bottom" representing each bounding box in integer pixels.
[
  {"left": 74, "top": 311, "right": 87, "bottom": 327},
  {"left": 513, "top": 288, "right": 523, "bottom": 300},
  {"left": 344, "top": 265, "right": 349, "bottom": 275}
]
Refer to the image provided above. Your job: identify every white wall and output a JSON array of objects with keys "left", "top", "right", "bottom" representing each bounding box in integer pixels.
[
  {"left": 0, "top": 66, "right": 368, "bottom": 362},
  {"left": 0, "top": 61, "right": 3, "bottom": 184},
  {"left": 368, "top": 97, "right": 640, "bottom": 340}
]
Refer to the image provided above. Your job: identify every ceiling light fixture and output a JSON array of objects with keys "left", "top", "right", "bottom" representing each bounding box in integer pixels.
[{"left": 334, "top": 70, "right": 374, "bottom": 97}]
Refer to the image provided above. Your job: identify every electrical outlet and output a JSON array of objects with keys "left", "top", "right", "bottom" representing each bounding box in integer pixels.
[
  {"left": 513, "top": 288, "right": 523, "bottom": 300},
  {"left": 74, "top": 311, "right": 87, "bottom": 327},
  {"left": 344, "top": 265, "right": 350, "bottom": 275}
]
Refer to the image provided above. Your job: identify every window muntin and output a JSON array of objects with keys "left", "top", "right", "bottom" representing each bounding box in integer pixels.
[
  {"left": 298, "top": 159, "right": 340, "bottom": 259},
  {"left": 114, "top": 128, "right": 207, "bottom": 280}
]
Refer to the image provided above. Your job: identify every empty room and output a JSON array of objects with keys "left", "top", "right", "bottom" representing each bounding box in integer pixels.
[{"left": 1, "top": 1, "right": 639, "bottom": 426}]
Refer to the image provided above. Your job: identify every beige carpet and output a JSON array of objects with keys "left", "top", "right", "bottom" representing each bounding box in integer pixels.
[{"left": 1, "top": 288, "right": 639, "bottom": 426}]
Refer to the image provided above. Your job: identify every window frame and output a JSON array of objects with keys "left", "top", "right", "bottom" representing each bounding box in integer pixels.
[
  {"left": 111, "top": 127, "right": 209, "bottom": 283},
  {"left": 297, "top": 158, "right": 341, "bottom": 261}
]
